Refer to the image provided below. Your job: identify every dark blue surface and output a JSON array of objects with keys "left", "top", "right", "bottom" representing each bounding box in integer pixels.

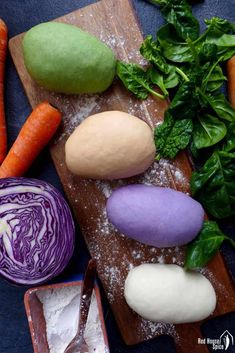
[{"left": 0, "top": 1, "right": 235, "bottom": 352}]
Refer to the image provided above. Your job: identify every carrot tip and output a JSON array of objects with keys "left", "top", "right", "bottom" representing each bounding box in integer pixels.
[{"left": 0, "top": 19, "right": 7, "bottom": 30}]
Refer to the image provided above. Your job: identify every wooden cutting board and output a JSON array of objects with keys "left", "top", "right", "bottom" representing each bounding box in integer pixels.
[{"left": 9, "top": 0, "right": 235, "bottom": 352}]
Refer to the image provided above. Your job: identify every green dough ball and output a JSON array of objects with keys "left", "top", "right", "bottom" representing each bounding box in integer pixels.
[{"left": 22, "top": 22, "right": 116, "bottom": 94}]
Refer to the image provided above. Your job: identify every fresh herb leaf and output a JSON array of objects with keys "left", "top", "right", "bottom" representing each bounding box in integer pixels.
[
  {"left": 116, "top": 61, "right": 165, "bottom": 100},
  {"left": 193, "top": 114, "right": 227, "bottom": 149},
  {"left": 140, "top": 35, "right": 170, "bottom": 74},
  {"left": 185, "top": 221, "right": 235, "bottom": 269},
  {"left": 191, "top": 147, "right": 235, "bottom": 218},
  {"left": 155, "top": 112, "right": 193, "bottom": 159}
]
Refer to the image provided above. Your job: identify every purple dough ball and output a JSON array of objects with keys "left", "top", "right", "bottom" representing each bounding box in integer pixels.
[{"left": 106, "top": 184, "right": 204, "bottom": 247}]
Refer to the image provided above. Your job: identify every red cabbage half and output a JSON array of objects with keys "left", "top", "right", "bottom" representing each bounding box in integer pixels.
[{"left": 0, "top": 178, "right": 75, "bottom": 285}]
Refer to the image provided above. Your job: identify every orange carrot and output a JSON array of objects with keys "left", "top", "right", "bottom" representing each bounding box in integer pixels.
[
  {"left": 227, "top": 55, "right": 235, "bottom": 108},
  {"left": 0, "top": 19, "right": 8, "bottom": 164},
  {"left": 0, "top": 101, "right": 62, "bottom": 178}
]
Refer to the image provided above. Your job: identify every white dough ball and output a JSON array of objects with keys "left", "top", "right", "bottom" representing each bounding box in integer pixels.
[
  {"left": 65, "top": 111, "right": 156, "bottom": 180},
  {"left": 124, "top": 264, "right": 216, "bottom": 324}
]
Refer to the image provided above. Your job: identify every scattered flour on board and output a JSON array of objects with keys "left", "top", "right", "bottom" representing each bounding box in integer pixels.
[
  {"left": 200, "top": 267, "right": 229, "bottom": 299},
  {"left": 139, "top": 319, "right": 179, "bottom": 341},
  {"left": 55, "top": 94, "right": 101, "bottom": 141},
  {"left": 95, "top": 181, "right": 113, "bottom": 198},
  {"left": 96, "top": 208, "right": 116, "bottom": 236},
  {"left": 99, "top": 31, "right": 125, "bottom": 50},
  {"left": 140, "top": 160, "right": 188, "bottom": 188}
]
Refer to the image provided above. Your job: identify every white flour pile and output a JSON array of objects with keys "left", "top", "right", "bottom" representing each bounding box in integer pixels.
[{"left": 37, "top": 286, "right": 108, "bottom": 353}]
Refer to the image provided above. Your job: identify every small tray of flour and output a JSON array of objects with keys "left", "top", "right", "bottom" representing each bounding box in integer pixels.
[{"left": 24, "top": 280, "right": 109, "bottom": 353}]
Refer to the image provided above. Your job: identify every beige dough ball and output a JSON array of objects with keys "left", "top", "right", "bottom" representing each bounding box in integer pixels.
[{"left": 65, "top": 111, "right": 156, "bottom": 180}]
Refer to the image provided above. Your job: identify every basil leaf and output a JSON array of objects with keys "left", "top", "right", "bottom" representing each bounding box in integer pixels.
[
  {"left": 157, "top": 25, "right": 193, "bottom": 62},
  {"left": 185, "top": 221, "right": 225, "bottom": 269},
  {"left": 193, "top": 114, "right": 227, "bottom": 149},
  {"left": 191, "top": 149, "right": 235, "bottom": 218},
  {"left": 116, "top": 61, "right": 164, "bottom": 100},
  {"left": 140, "top": 35, "right": 170, "bottom": 74},
  {"left": 155, "top": 112, "right": 193, "bottom": 159}
]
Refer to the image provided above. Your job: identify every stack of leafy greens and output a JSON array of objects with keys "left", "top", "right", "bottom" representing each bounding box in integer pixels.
[{"left": 117, "top": 0, "right": 235, "bottom": 268}]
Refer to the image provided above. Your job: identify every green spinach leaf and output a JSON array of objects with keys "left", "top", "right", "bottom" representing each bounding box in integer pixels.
[
  {"left": 191, "top": 148, "right": 235, "bottom": 218},
  {"left": 168, "top": 81, "right": 199, "bottom": 119},
  {"left": 200, "top": 91, "right": 235, "bottom": 122},
  {"left": 198, "top": 43, "right": 218, "bottom": 62},
  {"left": 155, "top": 112, "right": 193, "bottom": 159},
  {"left": 205, "top": 65, "right": 227, "bottom": 92},
  {"left": 148, "top": 0, "right": 200, "bottom": 40},
  {"left": 140, "top": 35, "right": 170, "bottom": 74},
  {"left": 116, "top": 61, "right": 165, "bottom": 100},
  {"left": 157, "top": 25, "right": 193, "bottom": 62},
  {"left": 164, "top": 65, "right": 180, "bottom": 88},
  {"left": 223, "top": 123, "right": 235, "bottom": 152},
  {"left": 148, "top": 67, "right": 169, "bottom": 96},
  {"left": 193, "top": 114, "right": 227, "bottom": 149},
  {"left": 185, "top": 221, "right": 235, "bottom": 269},
  {"left": 205, "top": 31, "right": 235, "bottom": 55},
  {"left": 205, "top": 17, "right": 235, "bottom": 34}
]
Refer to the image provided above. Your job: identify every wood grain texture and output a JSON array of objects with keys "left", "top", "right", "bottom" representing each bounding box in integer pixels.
[{"left": 9, "top": 0, "right": 235, "bottom": 351}]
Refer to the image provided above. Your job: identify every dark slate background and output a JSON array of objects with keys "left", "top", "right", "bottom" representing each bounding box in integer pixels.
[{"left": 0, "top": 0, "right": 234, "bottom": 352}]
